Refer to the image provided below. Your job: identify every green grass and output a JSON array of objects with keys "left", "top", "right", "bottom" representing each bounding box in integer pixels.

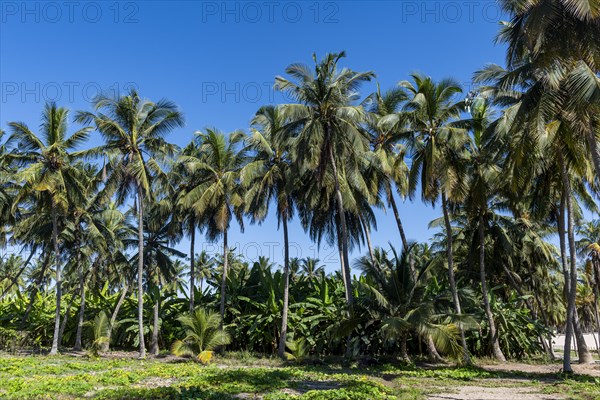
[{"left": 0, "top": 354, "right": 598, "bottom": 399}]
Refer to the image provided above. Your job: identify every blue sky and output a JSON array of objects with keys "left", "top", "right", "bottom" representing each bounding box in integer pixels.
[{"left": 1, "top": 1, "right": 513, "bottom": 271}]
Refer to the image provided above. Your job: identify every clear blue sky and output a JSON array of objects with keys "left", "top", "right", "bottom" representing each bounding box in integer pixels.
[{"left": 1, "top": 1, "right": 513, "bottom": 271}]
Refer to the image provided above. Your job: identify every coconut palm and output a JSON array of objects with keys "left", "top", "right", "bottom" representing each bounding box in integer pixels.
[
  {"left": 396, "top": 74, "right": 471, "bottom": 363},
  {"left": 76, "top": 89, "right": 184, "bottom": 358},
  {"left": 171, "top": 307, "right": 231, "bottom": 363},
  {"left": 241, "top": 105, "right": 295, "bottom": 358},
  {"left": 178, "top": 129, "right": 247, "bottom": 327},
  {"left": 275, "top": 52, "right": 375, "bottom": 311},
  {"left": 7, "top": 102, "right": 92, "bottom": 355}
]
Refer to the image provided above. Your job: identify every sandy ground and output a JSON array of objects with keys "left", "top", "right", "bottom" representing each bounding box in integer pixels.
[{"left": 426, "top": 362, "right": 600, "bottom": 400}]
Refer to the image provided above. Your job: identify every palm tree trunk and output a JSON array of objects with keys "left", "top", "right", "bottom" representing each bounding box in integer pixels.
[
  {"left": 74, "top": 249, "right": 85, "bottom": 351},
  {"left": 150, "top": 294, "right": 159, "bottom": 355},
  {"left": 189, "top": 220, "right": 196, "bottom": 313},
  {"left": 478, "top": 214, "right": 506, "bottom": 361},
  {"left": 20, "top": 255, "right": 49, "bottom": 330},
  {"left": 387, "top": 183, "right": 408, "bottom": 251},
  {"left": 328, "top": 146, "right": 354, "bottom": 310},
  {"left": 360, "top": 214, "right": 375, "bottom": 265},
  {"left": 278, "top": 213, "right": 290, "bottom": 359},
  {"left": 49, "top": 204, "right": 62, "bottom": 355},
  {"left": 400, "top": 334, "right": 409, "bottom": 362},
  {"left": 103, "top": 284, "right": 129, "bottom": 352},
  {"left": 573, "top": 310, "right": 594, "bottom": 363},
  {"left": 219, "top": 228, "right": 228, "bottom": 330},
  {"left": 58, "top": 292, "right": 76, "bottom": 345},
  {"left": 0, "top": 249, "right": 35, "bottom": 300},
  {"left": 441, "top": 193, "right": 470, "bottom": 364},
  {"left": 136, "top": 187, "right": 146, "bottom": 358},
  {"left": 426, "top": 335, "right": 443, "bottom": 362},
  {"left": 558, "top": 191, "right": 574, "bottom": 372}
]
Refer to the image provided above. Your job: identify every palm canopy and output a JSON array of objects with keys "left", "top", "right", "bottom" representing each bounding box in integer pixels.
[
  {"left": 7, "top": 102, "right": 92, "bottom": 213},
  {"left": 275, "top": 51, "right": 375, "bottom": 177},
  {"left": 75, "top": 89, "right": 183, "bottom": 204},
  {"left": 178, "top": 128, "right": 247, "bottom": 239},
  {"left": 242, "top": 105, "right": 294, "bottom": 224},
  {"left": 388, "top": 73, "right": 470, "bottom": 204}
]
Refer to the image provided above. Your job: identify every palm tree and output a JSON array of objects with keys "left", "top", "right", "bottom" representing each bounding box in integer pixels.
[
  {"left": 275, "top": 52, "right": 375, "bottom": 312},
  {"left": 496, "top": 0, "right": 600, "bottom": 179},
  {"left": 241, "top": 105, "right": 295, "bottom": 358},
  {"left": 363, "top": 85, "right": 410, "bottom": 250},
  {"left": 398, "top": 74, "right": 471, "bottom": 363},
  {"left": 300, "top": 257, "right": 325, "bottom": 280},
  {"left": 461, "top": 96, "right": 506, "bottom": 361},
  {"left": 171, "top": 307, "right": 231, "bottom": 363},
  {"left": 8, "top": 102, "right": 92, "bottom": 355},
  {"left": 76, "top": 89, "right": 184, "bottom": 358},
  {"left": 179, "top": 129, "right": 247, "bottom": 327}
]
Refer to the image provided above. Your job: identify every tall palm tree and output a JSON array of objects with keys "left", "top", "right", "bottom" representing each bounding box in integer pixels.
[
  {"left": 398, "top": 74, "right": 471, "bottom": 363},
  {"left": 275, "top": 52, "right": 374, "bottom": 312},
  {"left": 496, "top": 0, "right": 600, "bottom": 179},
  {"left": 363, "top": 85, "right": 410, "bottom": 250},
  {"left": 242, "top": 105, "right": 295, "bottom": 358},
  {"left": 461, "top": 96, "right": 506, "bottom": 361},
  {"left": 7, "top": 102, "right": 92, "bottom": 355},
  {"left": 179, "top": 129, "right": 247, "bottom": 328},
  {"left": 76, "top": 89, "right": 184, "bottom": 358}
]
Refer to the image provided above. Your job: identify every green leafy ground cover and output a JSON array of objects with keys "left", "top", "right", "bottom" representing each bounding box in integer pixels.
[{"left": 0, "top": 355, "right": 599, "bottom": 399}]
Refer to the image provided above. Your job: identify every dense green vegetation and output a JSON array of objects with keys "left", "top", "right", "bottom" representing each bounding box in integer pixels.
[{"left": 0, "top": 0, "right": 599, "bottom": 382}]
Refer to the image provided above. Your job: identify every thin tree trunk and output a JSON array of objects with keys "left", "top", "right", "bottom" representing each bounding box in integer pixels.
[
  {"left": 478, "top": 214, "right": 506, "bottom": 361},
  {"left": 49, "top": 204, "right": 62, "bottom": 355},
  {"left": 400, "top": 334, "right": 409, "bottom": 362},
  {"left": 278, "top": 214, "right": 290, "bottom": 359},
  {"left": 150, "top": 294, "right": 159, "bottom": 355},
  {"left": 558, "top": 191, "right": 574, "bottom": 372},
  {"left": 0, "top": 249, "right": 35, "bottom": 300},
  {"left": 20, "top": 253, "right": 52, "bottom": 330},
  {"left": 563, "top": 167, "right": 580, "bottom": 371},
  {"left": 360, "top": 214, "right": 375, "bottom": 265},
  {"left": 388, "top": 183, "right": 408, "bottom": 251},
  {"left": 74, "top": 249, "right": 85, "bottom": 351},
  {"left": 189, "top": 220, "right": 195, "bottom": 313},
  {"left": 573, "top": 309, "right": 594, "bottom": 363},
  {"left": 441, "top": 193, "right": 470, "bottom": 364},
  {"left": 426, "top": 335, "right": 443, "bottom": 362},
  {"left": 58, "top": 292, "right": 76, "bottom": 345},
  {"left": 219, "top": 228, "right": 228, "bottom": 330},
  {"left": 103, "top": 284, "right": 129, "bottom": 352},
  {"left": 328, "top": 146, "right": 354, "bottom": 310},
  {"left": 593, "top": 285, "right": 600, "bottom": 358},
  {"left": 136, "top": 187, "right": 146, "bottom": 358}
]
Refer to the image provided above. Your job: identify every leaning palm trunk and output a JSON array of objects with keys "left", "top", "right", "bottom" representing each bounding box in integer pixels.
[
  {"left": 219, "top": 229, "right": 228, "bottom": 329},
  {"left": 74, "top": 250, "right": 85, "bottom": 351},
  {"left": 189, "top": 220, "right": 196, "bottom": 313},
  {"left": 20, "top": 254, "right": 50, "bottom": 330},
  {"left": 50, "top": 204, "right": 62, "bottom": 355},
  {"left": 360, "top": 214, "right": 375, "bottom": 265},
  {"left": 0, "top": 250, "right": 35, "bottom": 300},
  {"left": 387, "top": 184, "right": 408, "bottom": 251},
  {"left": 136, "top": 187, "right": 146, "bottom": 358},
  {"left": 478, "top": 215, "right": 506, "bottom": 361},
  {"left": 150, "top": 295, "right": 160, "bottom": 355},
  {"left": 441, "top": 193, "right": 470, "bottom": 364},
  {"left": 278, "top": 214, "right": 290, "bottom": 359},
  {"left": 426, "top": 335, "right": 443, "bottom": 362},
  {"left": 103, "top": 284, "right": 129, "bottom": 352},
  {"left": 329, "top": 147, "right": 354, "bottom": 310},
  {"left": 558, "top": 186, "right": 594, "bottom": 367}
]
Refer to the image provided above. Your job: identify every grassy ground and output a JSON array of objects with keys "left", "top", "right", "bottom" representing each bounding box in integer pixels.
[{"left": 0, "top": 353, "right": 599, "bottom": 399}]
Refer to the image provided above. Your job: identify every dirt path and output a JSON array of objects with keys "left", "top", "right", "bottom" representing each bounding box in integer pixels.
[{"left": 428, "top": 386, "right": 562, "bottom": 400}]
